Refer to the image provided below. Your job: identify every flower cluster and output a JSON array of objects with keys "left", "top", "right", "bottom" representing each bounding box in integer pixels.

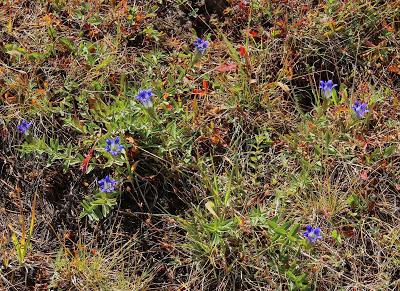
[
  {"left": 105, "top": 137, "right": 124, "bottom": 156},
  {"left": 319, "top": 80, "right": 337, "bottom": 98},
  {"left": 17, "top": 120, "right": 32, "bottom": 135},
  {"left": 304, "top": 225, "right": 322, "bottom": 243},
  {"left": 98, "top": 175, "right": 118, "bottom": 193},
  {"left": 352, "top": 100, "right": 369, "bottom": 118},
  {"left": 135, "top": 89, "right": 154, "bottom": 108},
  {"left": 193, "top": 38, "right": 209, "bottom": 54}
]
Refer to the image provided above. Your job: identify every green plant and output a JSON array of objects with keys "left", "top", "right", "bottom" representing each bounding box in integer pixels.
[
  {"left": 50, "top": 242, "right": 153, "bottom": 290},
  {"left": 9, "top": 194, "right": 37, "bottom": 265},
  {"left": 19, "top": 137, "right": 82, "bottom": 170},
  {"left": 181, "top": 167, "right": 312, "bottom": 289},
  {"left": 80, "top": 192, "right": 118, "bottom": 221}
]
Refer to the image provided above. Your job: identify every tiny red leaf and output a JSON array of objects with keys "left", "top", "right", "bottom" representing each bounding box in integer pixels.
[
  {"left": 238, "top": 46, "right": 246, "bottom": 57},
  {"left": 239, "top": 0, "right": 248, "bottom": 9},
  {"left": 360, "top": 170, "right": 368, "bottom": 181},
  {"left": 249, "top": 30, "right": 258, "bottom": 37},
  {"left": 193, "top": 88, "right": 206, "bottom": 96},
  {"left": 202, "top": 80, "right": 209, "bottom": 91},
  {"left": 81, "top": 148, "right": 94, "bottom": 173}
]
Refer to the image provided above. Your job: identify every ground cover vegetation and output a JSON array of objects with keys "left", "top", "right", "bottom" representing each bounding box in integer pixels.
[{"left": 0, "top": 0, "right": 399, "bottom": 290}]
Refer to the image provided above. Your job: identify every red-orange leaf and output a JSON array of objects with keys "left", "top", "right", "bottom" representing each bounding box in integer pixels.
[
  {"left": 193, "top": 88, "right": 206, "bottom": 96},
  {"left": 238, "top": 46, "right": 247, "bottom": 57},
  {"left": 202, "top": 80, "right": 209, "bottom": 91},
  {"left": 165, "top": 103, "right": 173, "bottom": 110},
  {"left": 81, "top": 148, "right": 94, "bottom": 173},
  {"left": 388, "top": 65, "right": 400, "bottom": 74},
  {"left": 249, "top": 30, "right": 258, "bottom": 37},
  {"left": 215, "top": 63, "right": 237, "bottom": 72}
]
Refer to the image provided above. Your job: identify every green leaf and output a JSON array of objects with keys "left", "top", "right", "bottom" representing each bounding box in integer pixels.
[
  {"left": 60, "top": 37, "right": 76, "bottom": 52},
  {"left": 220, "top": 32, "right": 241, "bottom": 63},
  {"left": 331, "top": 229, "right": 342, "bottom": 245},
  {"left": 4, "top": 43, "right": 26, "bottom": 57},
  {"left": 266, "top": 219, "right": 278, "bottom": 229},
  {"left": 346, "top": 193, "right": 360, "bottom": 207},
  {"left": 27, "top": 52, "right": 48, "bottom": 60},
  {"left": 275, "top": 226, "right": 287, "bottom": 235},
  {"left": 48, "top": 26, "right": 57, "bottom": 38},
  {"left": 288, "top": 224, "right": 300, "bottom": 237},
  {"left": 87, "top": 14, "right": 102, "bottom": 25},
  {"left": 80, "top": 192, "right": 118, "bottom": 221},
  {"left": 383, "top": 145, "right": 396, "bottom": 158},
  {"left": 331, "top": 89, "right": 338, "bottom": 105},
  {"left": 95, "top": 56, "right": 114, "bottom": 70}
]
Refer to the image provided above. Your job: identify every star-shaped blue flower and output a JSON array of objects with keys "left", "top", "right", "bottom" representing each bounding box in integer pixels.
[
  {"left": 135, "top": 89, "right": 154, "bottom": 108},
  {"left": 304, "top": 225, "right": 322, "bottom": 243},
  {"left": 17, "top": 120, "right": 33, "bottom": 135},
  {"left": 98, "top": 175, "right": 117, "bottom": 193},
  {"left": 352, "top": 100, "right": 369, "bottom": 118},
  {"left": 105, "top": 137, "right": 124, "bottom": 156},
  {"left": 320, "top": 80, "right": 338, "bottom": 98},
  {"left": 194, "top": 38, "right": 209, "bottom": 54}
]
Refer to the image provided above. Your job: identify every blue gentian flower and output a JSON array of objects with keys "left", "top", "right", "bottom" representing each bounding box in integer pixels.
[
  {"left": 352, "top": 100, "right": 369, "bottom": 118},
  {"left": 98, "top": 175, "right": 117, "bottom": 193},
  {"left": 105, "top": 137, "right": 124, "bottom": 156},
  {"left": 194, "top": 38, "right": 209, "bottom": 54},
  {"left": 17, "top": 120, "right": 32, "bottom": 135},
  {"left": 304, "top": 225, "right": 322, "bottom": 243},
  {"left": 135, "top": 89, "right": 153, "bottom": 108},
  {"left": 320, "top": 80, "right": 338, "bottom": 98}
]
